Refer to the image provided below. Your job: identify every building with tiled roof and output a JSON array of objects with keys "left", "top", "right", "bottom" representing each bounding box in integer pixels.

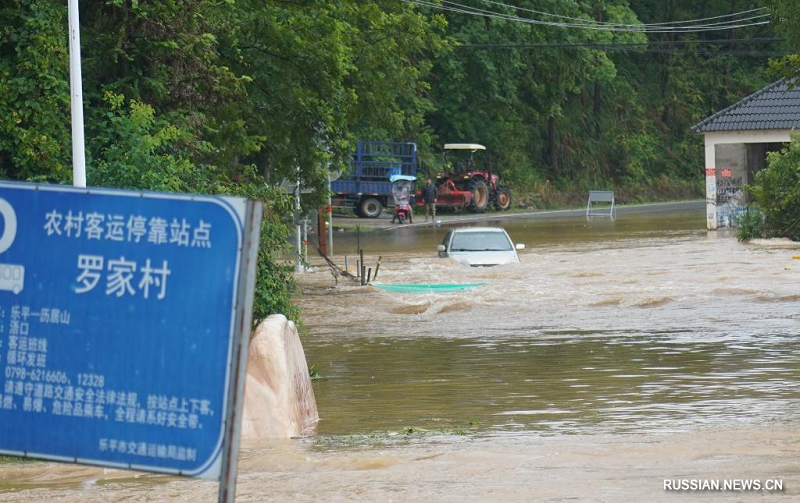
[{"left": 692, "top": 79, "right": 799, "bottom": 230}]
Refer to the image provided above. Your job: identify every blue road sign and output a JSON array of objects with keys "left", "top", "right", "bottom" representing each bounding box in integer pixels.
[{"left": 0, "top": 181, "right": 249, "bottom": 480}]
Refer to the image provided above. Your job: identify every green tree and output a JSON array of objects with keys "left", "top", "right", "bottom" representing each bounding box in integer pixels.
[
  {"left": 0, "top": 0, "right": 71, "bottom": 182},
  {"left": 222, "top": 0, "right": 447, "bottom": 207},
  {"left": 746, "top": 133, "right": 800, "bottom": 240},
  {"left": 88, "top": 92, "right": 298, "bottom": 322},
  {"left": 767, "top": 0, "right": 800, "bottom": 80}
]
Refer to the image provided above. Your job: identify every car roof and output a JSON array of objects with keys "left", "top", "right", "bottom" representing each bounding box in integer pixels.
[{"left": 452, "top": 227, "right": 507, "bottom": 233}]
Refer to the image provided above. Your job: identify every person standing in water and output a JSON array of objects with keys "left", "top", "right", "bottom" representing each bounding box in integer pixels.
[{"left": 422, "top": 177, "right": 437, "bottom": 222}]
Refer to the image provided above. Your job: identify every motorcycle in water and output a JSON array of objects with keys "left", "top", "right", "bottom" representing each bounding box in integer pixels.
[{"left": 390, "top": 174, "right": 417, "bottom": 224}]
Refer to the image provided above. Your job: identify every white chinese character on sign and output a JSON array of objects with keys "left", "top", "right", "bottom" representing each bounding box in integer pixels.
[
  {"left": 148, "top": 217, "right": 168, "bottom": 245},
  {"left": 191, "top": 220, "right": 211, "bottom": 248},
  {"left": 138, "top": 260, "right": 171, "bottom": 300},
  {"left": 76, "top": 255, "right": 104, "bottom": 293},
  {"left": 85, "top": 212, "right": 105, "bottom": 240},
  {"left": 40, "top": 308, "right": 49, "bottom": 323},
  {"left": 64, "top": 211, "right": 83, "bottom": 238},
  {"left": 169, "top": 218, "right": 190, "bottom": 247},
  {"left": 106, "top": 257, "right": 136, "bottom": 297},
  {"left": 44, "top": 210, "right": 63, "bottom": 236},
  {"left": 105, "top": 215, "right": 125, "bottom": 242},
  {"left": 127, "top": 215, "right": 147, "bottom": 243}
]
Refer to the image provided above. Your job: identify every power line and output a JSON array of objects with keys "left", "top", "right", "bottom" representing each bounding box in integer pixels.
[
  {"left": 436, "top": 0, "right": 770, "bottom": 32},
  {"left": 458, "top": 37, "right": 785, "bottom": 49},
  {"left": 403, "top": 0, "right": 772, "bottom": 33},
  {"left": 459, "top": 46, "right": 785, "bottom": 57},
  {"left": 474, "top": 0, "right": 769, "bottom": 28}
]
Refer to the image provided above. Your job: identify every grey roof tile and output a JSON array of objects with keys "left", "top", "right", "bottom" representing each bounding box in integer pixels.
[{"left": 692, "top": 79, "right": 800, "bottom": 133}]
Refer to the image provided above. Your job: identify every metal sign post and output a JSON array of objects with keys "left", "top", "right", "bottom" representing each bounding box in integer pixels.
[
  {"left": 67, "top": 0, "right": 86, "bottom": 188},
  {"left": 0, "top": 182, "right": 262, "bottom": 496},
  {"left": 217, "top": 201, "right": 262, "bottom": 502}
]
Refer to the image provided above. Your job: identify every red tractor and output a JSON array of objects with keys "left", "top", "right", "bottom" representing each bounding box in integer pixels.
[{"left": 423, "top": 143, "right": 512, "bottom": 213}]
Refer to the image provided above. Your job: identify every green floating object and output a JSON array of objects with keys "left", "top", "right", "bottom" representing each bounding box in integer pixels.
[{"left": 373, "top": 282, "right": 484, "bottom": 294}]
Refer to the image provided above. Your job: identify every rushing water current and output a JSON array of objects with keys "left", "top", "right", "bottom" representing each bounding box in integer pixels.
[
  {"left": 301, "top": 210, "right": 800, "bottom": 437},
  {"left": 3, "top": 208, "right": 800, "bottom": 501}
]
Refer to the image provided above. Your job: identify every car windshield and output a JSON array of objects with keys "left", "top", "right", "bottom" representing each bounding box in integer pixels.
[{"left": 450, "top": 232, "right": 512, "bottom": 252}]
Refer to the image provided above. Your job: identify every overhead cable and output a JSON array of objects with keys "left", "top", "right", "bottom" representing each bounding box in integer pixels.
[
  {"left": 459, "top": 37, "right": 785, "bottom": 49},
  {"left": 474, "top": 0, "right": 769, "bottom": 28},
  {"left": 403, "top": 0, "right": 772, "bottom": 33}
]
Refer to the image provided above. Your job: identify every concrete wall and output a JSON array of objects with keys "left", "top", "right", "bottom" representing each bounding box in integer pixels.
[
  {"left": 703, "top": 130, "right": 793, "bottom": 230},
  {"left": 714, "top": 143, "right": 747, "bottom": 228}
]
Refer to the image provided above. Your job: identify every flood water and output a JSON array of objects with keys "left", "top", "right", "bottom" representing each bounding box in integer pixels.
[
  {"left": 3, "top": 208, "right": 800, "bottom": 501},
  {"left": 303, "top": 211, "right": 800, "bottom": 437}
]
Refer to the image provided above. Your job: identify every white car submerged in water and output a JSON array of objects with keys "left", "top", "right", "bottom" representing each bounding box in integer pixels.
[{"left": 437, "top": 227, "right": 524, "bottom": 266}]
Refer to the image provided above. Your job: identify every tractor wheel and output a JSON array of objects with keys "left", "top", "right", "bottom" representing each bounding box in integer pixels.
[
  {"left": 467, "top": 179, "right": 489, "bottom": 213},
  {"left": 358, "top": 197, "right": 383, "bottom": 218},
  {"left": 494, "top": 186, "right": 512, "bottom": 211}
]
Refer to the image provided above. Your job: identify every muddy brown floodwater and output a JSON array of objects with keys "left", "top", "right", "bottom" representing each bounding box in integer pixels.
[{"left": 3, "top": 208, "right": 800, "bottom": 501}]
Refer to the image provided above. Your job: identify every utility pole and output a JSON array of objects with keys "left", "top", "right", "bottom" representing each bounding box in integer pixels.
[{"left": 67, "top": 0, "right": 86, "bottom": 188}]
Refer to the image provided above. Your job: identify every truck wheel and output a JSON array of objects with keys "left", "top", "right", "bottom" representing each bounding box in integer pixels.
[
  {"left": 467, "top": 180, "right": 489, "bottom": 213},
  {"left": 494, "top": 186, "right": 512, "bottom": 211},
  {"left": 358, "top": 198, "right": 383, "bottom": 218}
]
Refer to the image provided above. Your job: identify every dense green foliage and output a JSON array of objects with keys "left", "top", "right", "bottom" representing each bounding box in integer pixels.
[
  {"left": 739, "top": 134, "right": 800, "bottom": 240},
  {"left": 767, "top": 0, "right": 800, "bottom": 80},
  {"left": 1, "top": 0, "right": 793, "bottom": 315},
  {"left": 424, "top": 0, "right": 773, "bottom": 205}
]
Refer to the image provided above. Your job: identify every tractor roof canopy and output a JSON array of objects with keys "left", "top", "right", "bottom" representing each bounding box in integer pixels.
[{"left": 444, "top": 143, "right": 486, "bottom": 151}]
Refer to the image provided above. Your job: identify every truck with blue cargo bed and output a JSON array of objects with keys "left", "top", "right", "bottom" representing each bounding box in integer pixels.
[{"left": 331, "top": 141, "right": 418, "bottom": 218}]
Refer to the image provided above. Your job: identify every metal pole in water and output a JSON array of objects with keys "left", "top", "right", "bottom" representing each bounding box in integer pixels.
[
  {"left": 303, "top": 218, "right": 308, "bottom": 270},
  {"left": 327, "top": 177, "right": 334, "bottom": 255},
  {"left": 356, "top": 225, "right": 361, "bottom": 258},
  {"left": 360, "top": 249, "right": 365, "bottom": 286},
  {"left": 67, "top": 0, "right": 86, "bottom": 188},
  {"left": 295, "top": 166, "right": 302, "bottom": 273}
]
